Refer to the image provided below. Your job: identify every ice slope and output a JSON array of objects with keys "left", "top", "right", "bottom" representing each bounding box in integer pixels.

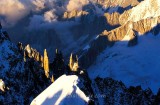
[
  {"left": 88, "top": 33, "right": 160, "bottom": 94},
  {"left": 30, "top": 75, "right": 89, "bottom": 105}
]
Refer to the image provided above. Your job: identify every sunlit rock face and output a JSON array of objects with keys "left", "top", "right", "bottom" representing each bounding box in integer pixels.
[
  {"left": 132, "top": 17, "right": 160, "bottom": 34},
  {"left": 93, "top": 0, "right": 140, "bottom": 8},
  {"left": 104, "top": 12, "right": 120, "bottom": 27},
  {"left": 119, "top": 0, "right": 160, "bottom": 25}
]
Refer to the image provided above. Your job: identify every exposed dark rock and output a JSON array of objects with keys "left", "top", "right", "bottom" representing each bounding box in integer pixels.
[
  {"left": 154, "top": 89, "right": 160, "bottom": 105},
  {"left": 93, "top": 77, "right": 157, "bottom": 105},
  {"left": 128, "top": 31, "right": 138, "bottom": 47}
]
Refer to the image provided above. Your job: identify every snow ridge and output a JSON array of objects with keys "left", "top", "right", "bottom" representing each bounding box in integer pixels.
[{"left": 30, "top": 75, "right": 89, "bottom": 105}]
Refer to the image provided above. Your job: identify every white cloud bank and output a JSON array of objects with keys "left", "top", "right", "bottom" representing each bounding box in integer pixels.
[
  {"left": 66, "top": 0, "right": 89, "bottom": 11},
  {"left": 0, "top": 0, "right": 28, "bottom": 26},
  {"left": 0, "top": 0, "right": 90, "bottom": 27}
]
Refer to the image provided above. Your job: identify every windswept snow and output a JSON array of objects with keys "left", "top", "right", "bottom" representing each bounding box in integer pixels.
[
  {"left": 88, "top": 33, "right": 160, "bottom": 94},
  {"left": 30, "top": 75, "right": 89, "bottom": 105}
]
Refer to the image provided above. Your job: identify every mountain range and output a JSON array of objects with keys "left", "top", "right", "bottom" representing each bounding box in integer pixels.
[{"left": 0, "top": 0, "right": 160, "bottom": 105}]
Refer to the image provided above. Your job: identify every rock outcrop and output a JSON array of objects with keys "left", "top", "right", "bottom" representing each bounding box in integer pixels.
[
  {"left": 23, "top": 44, "right": 43, "bottom": 63},
  {"left": 69, "top": 53, "right": 79, "bottom": 72},
  {"left": 0, "top": 79, "right": 5, "bottom": 92},
  {"left": 104, "top": 12, "right": 120, "bottom": 27},
  {"left": 93, "top": 77, "right": 157, "bottom": 105},
  {"left": 44, "top": 49, "right": 49, "bottom": 78},
  {"left": 132, "top": 16, "right": 160, "bottom": 34}
]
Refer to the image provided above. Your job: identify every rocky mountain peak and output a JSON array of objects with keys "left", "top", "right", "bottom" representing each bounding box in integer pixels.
[{"left": 119, "top": 0, "right": 160, "bottom": 25}]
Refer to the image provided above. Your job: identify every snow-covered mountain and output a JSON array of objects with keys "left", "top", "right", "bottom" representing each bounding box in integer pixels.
[
  {"left": 77, "top": 0, "right": 160, "bottom": 101},
  {"left": 88, "top": 32, "right": 160, "bottom": 93},
  {"left": 31, "top": 74, "right": 160, "bottom": 105},
  {"left": 30, "top": 75, "right": 89, "bottom": 105}
]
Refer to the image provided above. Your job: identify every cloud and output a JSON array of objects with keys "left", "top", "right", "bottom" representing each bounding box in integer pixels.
[
  {"left": 31, "top": 0, "right": 46, "bottom": 10},
  {"left": 0, "top": 0, "right": 55, "bottom": 27},
  {"left": 0, "top": 0, "right": 90, "bottom": 27},
  {"left": 28, "top": 15, "right": 44, "bottom": 30},
  {"left": 28, "top": 9, "right": 58, "bottom": 30},
  {"left": 0, "top": 0, "right": 29, "bottom": 26},
  {"left": 28, "top": 9, "right": 79, "bottom": 31},
  {"left": 44, "top": 10, "right": 58, "bottom": 22},
  {"left": 66, "top": 0, "right": 89, "bottom": 11}
]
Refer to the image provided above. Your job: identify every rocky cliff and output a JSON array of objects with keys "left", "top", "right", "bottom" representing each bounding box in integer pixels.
[
  {"left": 0, "top": 27, "right": 50, "bottom": 104},
  {"left": 92, "top": 77, "right": 159, "bottom": 105}
]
